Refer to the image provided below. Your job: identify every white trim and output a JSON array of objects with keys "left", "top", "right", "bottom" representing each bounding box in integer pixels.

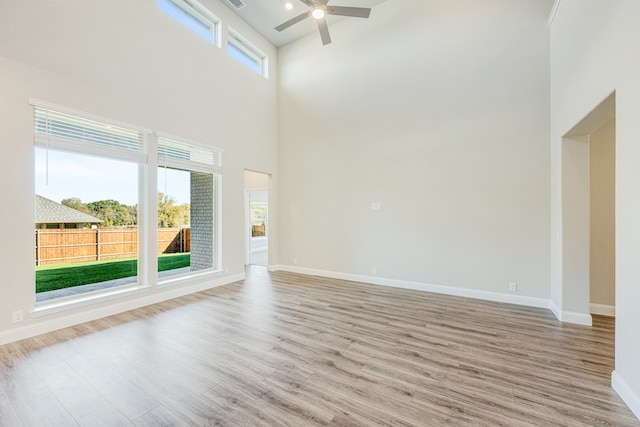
[
  {"left": 550, "top": 299, "right": 562, "bottom": 321},
  {"left": 157, "top": 268, "right": 223, "bottom": 287},
  {"left": 559, "top": 310, "right": 592, "bottom": 326},
  {"left": 590, "top": 303, "right": 615, "bottom": 317},
  {"left": 32, "top": 285, "right": 151, "bottom": 317},
  {"left": 612, "top": 371, "right": 640, "bottom": 421},
  {"left": 272, "top": 265, "right": 600, "bottom": 326},
  {"left": 1, "top": 273, "right": 244, "bottom": 346},
  {"left": 548, "top": 300, "right": 592, "bottom": 325},
  {"left": 272, "top": 265, "right": 550, "bottom": 310},
  {"left": 547, "top": 0, "right": 562, "bottom": 26},
  {"left": 215, "top": 174, "right": 223, "bottom": 272}
]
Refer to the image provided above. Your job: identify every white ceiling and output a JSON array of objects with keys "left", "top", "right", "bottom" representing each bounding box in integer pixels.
[{"left": 218, "top": 0, "right": 389, "bottom": 47}]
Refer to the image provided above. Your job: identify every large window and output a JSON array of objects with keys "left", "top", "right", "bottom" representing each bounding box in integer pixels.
[
  {"left": 157, "top": 134, "right": 222, "bottom": 280},
  {"left": 33, "top": 103, "right": 147, "bottom": 302},
  {"left": 32, "top": 103, "right": 223, "bottom": 305}
]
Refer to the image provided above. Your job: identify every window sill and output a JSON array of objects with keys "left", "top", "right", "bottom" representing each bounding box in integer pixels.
[
  {"left": 31, "top": 268, "right": 225, "bottom": 318},
  {"left": 32, "top": 284, "right": 151, "bottom": 318},
  {"left": 157, "top": 268, "right": 224, "bottom": 288}
]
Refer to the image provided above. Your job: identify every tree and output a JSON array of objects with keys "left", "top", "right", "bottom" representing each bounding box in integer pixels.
[
  {"left": 87, "top": 199, "right": 136, "bottom": 227},
  {"left": 177, "top": 203, "right": 190, "bottom": 226},
  {"left": 158, "top": 193, "right": 185, "bottom": 228},
  {"left": 61, "top": 197, "right": 91, "bottom": 215}
]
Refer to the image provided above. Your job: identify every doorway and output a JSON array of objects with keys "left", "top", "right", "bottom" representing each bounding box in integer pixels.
[
  {"left": 561, "top": 92, "right": 616, "bottom": 323},
  {"left": 244, "top": 170, "right": 270, "bottom": 267}
]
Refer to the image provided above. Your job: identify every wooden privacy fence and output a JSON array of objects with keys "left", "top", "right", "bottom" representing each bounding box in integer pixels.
[{"left": 35, "top": 227, "right": 190, "bottom": 266}]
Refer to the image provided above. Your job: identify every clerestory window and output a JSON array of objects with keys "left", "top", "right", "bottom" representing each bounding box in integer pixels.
[{"left": 159, "top": 0, "right": 221, "bottom": 46}]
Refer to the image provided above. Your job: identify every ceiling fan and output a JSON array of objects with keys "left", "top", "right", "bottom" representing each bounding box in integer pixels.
[{"left": 275, "top": 0, "right": 372, "bottom": 46}]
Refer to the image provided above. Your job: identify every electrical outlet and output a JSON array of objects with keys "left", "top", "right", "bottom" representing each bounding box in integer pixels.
[
  {"left": 371, "top": 267, "right": 377, "bottom": 275},
  {"left": 508, "top": 282, "right": 517, "bottom": 292},
  {"left": 293, "top": 257, "right": 297, "bottom": 265},
  {"left": 12, "top": 310, "right": 24, "bottom": 323}
]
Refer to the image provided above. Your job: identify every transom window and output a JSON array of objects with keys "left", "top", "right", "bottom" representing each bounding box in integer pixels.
[
  {"left": 227, "top": 28, "right": 268, "bottom": 78},
  {"left": 159, "top": 0, "right": 221, "bottom": 46}
]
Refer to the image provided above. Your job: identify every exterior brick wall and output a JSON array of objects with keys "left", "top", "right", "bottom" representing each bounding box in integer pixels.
[{"left": 190, "top": 172, "right": 214, "bottom": 271}]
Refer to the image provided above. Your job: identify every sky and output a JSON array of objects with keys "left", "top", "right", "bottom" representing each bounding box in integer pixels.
[{"left": 35, "top": 148, "right": 190, "bottom": 206}]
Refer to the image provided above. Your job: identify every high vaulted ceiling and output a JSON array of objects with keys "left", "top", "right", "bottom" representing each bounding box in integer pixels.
[{"left": 219, "top": 0, "right": 389, "bottom": 47}]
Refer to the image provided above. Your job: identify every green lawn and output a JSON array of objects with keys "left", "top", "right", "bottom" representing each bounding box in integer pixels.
[{"left": 35, "top": 253, "right": 190, "bottom": 293}]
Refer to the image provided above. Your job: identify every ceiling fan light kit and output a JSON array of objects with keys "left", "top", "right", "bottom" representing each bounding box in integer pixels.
[
  {"left": 312, "top": 6, "right": 326, "bottom": 20},
  {"left": 275, "top": 0, "right": 371, "bottom": 46}
]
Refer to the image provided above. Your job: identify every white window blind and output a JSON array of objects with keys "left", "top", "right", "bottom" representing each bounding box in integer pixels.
[
  {"left": 157, "top": 134, "right": 223, "bottom": 174},
  {"left": 33, "top": 103, "right": 147, "bottom": 163}
]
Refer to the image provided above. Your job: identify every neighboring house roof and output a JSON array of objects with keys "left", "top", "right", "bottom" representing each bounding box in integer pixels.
[{"left": 35, "top": 195, "right": 102, "bottom": 224}]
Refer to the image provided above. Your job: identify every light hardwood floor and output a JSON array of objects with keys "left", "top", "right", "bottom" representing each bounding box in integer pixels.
[{"left": 1, "top": 267, "right": 638, "bottom": 426}]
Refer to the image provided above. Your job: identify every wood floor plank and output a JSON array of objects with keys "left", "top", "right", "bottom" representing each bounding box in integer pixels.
[
  {"left": 77, "top": 404, "right": 136, "bottom": 427},
  {"left": 0, "top": 383, "right": 24, "bottom": 427},
  {"left": 1, "top": 267, "right": 638, "bottom": 426},
  {"left": 132, "top": 405, "right": 192, "bottom": 427}
]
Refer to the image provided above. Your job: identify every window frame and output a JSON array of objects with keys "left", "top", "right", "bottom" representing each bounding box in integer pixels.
[
  {"left": 31, "top": 99, "right": 150, "bottom": 306},
  {"left": 29, "top": 100, "right": 225, "bottom": 314},
  {"left": 156, "top": 132, "right": 223, "bottom": 283}
]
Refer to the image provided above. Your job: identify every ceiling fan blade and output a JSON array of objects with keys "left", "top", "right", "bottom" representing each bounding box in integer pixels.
[
  {"left": 317, "top": 18, "right": 332, "bottom": 45},
  {"left": 320, "top": 0, "right": 330, "bottom": 4},
  {"left": 275, "top": 10, "right": 312, "bottom": 32},
  {"left": 298, "top": 0, "right": 315, "bottom": 6},
  {"left": 326, "top": 6, "right": 371, "bottom": 18}
]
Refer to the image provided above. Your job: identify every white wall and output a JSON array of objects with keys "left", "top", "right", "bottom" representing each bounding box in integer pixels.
[
  {"left": 244, "top": 170, "right": 270, "bottom": 191},
  {"left": 0, "top": 0, "right": 278, "bottom": 341},
  {"left": 278, "top": 0, "right": 551, "bottom": 301},
  {"left": 550, "top": 0, "right": 640, "bottom": 418},
  {"left": 590, "top": 117, "right": 615, "bottom": 309}
]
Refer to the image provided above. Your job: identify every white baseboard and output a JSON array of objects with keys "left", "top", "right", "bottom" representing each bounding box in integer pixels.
[
  {"left": 272, "top": 265, "right": 550, "bottom": 310},
  {"left": 591, "top": 303, "right": 615, "bottom": 317},
  {"left": 269, "top": 266, "right": 601, "bottom": 326},
  {"left": 549, "top": 300, "right": 562, "bottom": 320},
  {"left": 560, "top": 310, "right": 592, "bottom": 326},
  {"left": 548, "top": 299, "right": 592, "bottom": 325},
  {"left": 0, "top": 273, "right": 245, "bottom": 346},
  {"left": 612, "top": 371, "right": 640, "bottom": 421}
]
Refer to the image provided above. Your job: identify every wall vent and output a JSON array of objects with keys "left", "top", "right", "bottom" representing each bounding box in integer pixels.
[{"left": 227, "top": 0, "right": 245, "bottom": 10}]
